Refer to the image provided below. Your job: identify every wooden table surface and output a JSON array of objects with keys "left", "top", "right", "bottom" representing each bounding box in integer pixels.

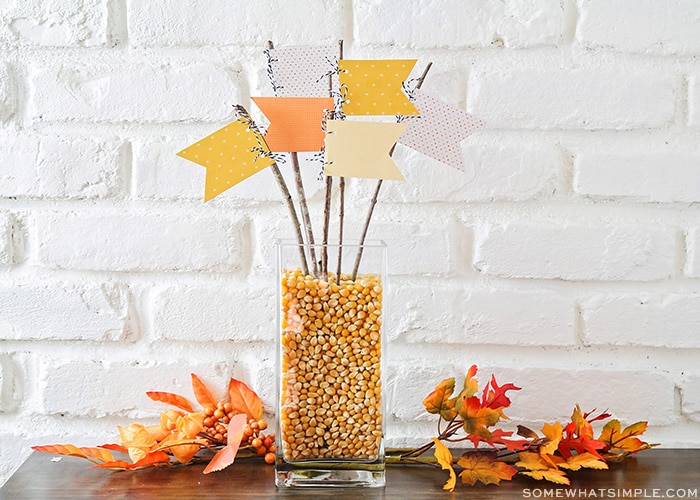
[{"left": 2, "top": 449, "right": 698, "bottom": 499}]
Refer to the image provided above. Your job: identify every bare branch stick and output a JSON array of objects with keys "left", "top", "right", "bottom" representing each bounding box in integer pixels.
[
  {"left": 351, "top": 62, "right": 433, "bottom": 279},
  {"left": 270, "top": 162, "right": 309, "bottom": 276},
  {"left": 291, "top": 151, "right": 318, "bottom": 276},
  {"left": 336, "top": 176, "right": 345, "bottom": 278}
]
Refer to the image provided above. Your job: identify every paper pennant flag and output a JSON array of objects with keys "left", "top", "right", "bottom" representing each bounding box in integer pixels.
[
  {"left": 398, "top": 89, "right": 485, "bottom": 170},
  {"left": 338, "top": 59, "right": 419, "bottom": 116},
  {"left": 251, "top": 96, "right": 334, "bottom": 152},
  {"left": 267, "top": 45, "right": 338, "bottom": 97},
  {"left": 324, "top": 120, "right": 408, "bottom": 181},
  {"left": 177, "top": 118, "right": 275, "bottom": 202}
]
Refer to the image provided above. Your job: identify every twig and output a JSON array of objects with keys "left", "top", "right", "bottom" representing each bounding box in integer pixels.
[
  {"left": 270, "top": 162, "right": 309, "bottom": 275},
  {"left": 291, "top": 151, "right": 318, "bottom": 276},
  {"left": 336, "top": 177, "right": 345, "bottom": 278},
  {"left": 351, "top": 62, "right": 433, "bottom": 280}
]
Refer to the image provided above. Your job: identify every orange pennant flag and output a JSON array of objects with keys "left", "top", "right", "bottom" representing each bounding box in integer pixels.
[
  {"left": 339, "top": 59, "right": 419, "bottom": 116},
  {"left": 323, "top": 120, "right": 408, "bottom": 181},
  {"left": 252, "top": 97, "right": 334, "bottom": 152},
  {"left": 176, "top": 118, "right": 275, "bottom": 202}
]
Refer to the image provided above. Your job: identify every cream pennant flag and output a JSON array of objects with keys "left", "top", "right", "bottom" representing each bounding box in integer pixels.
[
  {"left": 177, "top": 118, "right": 275, "bottom": 202},
  {"left": 339, "top": 59, "right": 419, "bottom": 116},
  {"left": 266, "top": 45, "right": 338, "bottom": 97},
  {"left": 398, "top": 89, "right": 485, "bottom": 170},
  {"left": 251, "top": 96, "right": 334, "bottom": 152},
  {"left": 323, "top": 120, "right": 408, "bottom": 180}
]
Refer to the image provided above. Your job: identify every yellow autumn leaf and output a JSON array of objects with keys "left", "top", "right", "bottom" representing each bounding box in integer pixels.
[
  {"left": 599, "top": 419, "right": 656, "bottom": 460},
  {"left": 432, "top": 438, "right": 456, "bottom": 492},
  {"left": 457, "top": 451, "right": 517, "bottom": 486},
  {"left": 540, "top": 421, "right": 563, "bottom": 457},
  {"left": 521, "top": 469, "right": 570, "bottom": 485},
  {"left": 560, "top": 452, "right": 608, "bottom": 471}
]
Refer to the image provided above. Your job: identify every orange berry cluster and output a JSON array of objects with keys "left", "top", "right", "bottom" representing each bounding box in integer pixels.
[{"left": 202, "top": 402, "right": 276, "bottom": 465}]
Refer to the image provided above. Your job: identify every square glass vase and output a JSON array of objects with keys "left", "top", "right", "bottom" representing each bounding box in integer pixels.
[{"left": 275, "top": 240, "right": 387, "bottom": 488}]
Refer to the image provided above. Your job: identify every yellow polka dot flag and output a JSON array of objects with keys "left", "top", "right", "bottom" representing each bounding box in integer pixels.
[
  {"left": 338, "top": 59, "right": 419, "bottom": 116},
  {"left": 176, "top": 118, "right": 275, "bottom": 202},
  {"left": 323, "top": 120, "right": 408, "bottom": 181}
]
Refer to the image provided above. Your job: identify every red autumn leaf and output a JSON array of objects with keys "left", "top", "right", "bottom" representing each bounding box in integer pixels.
[
  {"left": 191, "top": 373, "right": 218, "bottom": 410},
  {"left": 146, "top": 391, "right": 194, "bottom": 412},
  {"left": 204, "top": 413, "right": 247, "bottom": 474},
  {"left": 482, "top": 375, "right": 520, "bottom": 414},
  {"left": 559, "top": 406, "right": 606, "bottom": 460},
  {"left": 467, "top": 428, "right": 531, "bottom": 452},
  {"left": 457, "top": 451, "right": 517, "bottom": 486},
  {"left": 91, "top": 450, "right": 171, "bottom": 470},
  {"left": 423, "top": 377, "right": 457, "bottom": 421},
  {"left": 228, "top": 378, "right": 263, "bottom": 421}
]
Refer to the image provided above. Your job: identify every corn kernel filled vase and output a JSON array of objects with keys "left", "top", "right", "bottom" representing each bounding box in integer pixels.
[{"left": 275, "top": 240, "right": 387, "bottom": 487}]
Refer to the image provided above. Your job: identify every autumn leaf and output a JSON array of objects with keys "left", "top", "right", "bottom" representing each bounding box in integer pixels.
[
  {"left": 599, "top": 419, "right": 655, "bottom": 460},
  {"left": 31, "top": 444, "right": 114, "bottom": 464},
  {"left": 516, "top": 452, "right": 570, "bottom": 485},
  {"left": 539, "top": 422, "right": 563, "bottom": 457},
  {"left": 432, "top": 438, "right": 456, "bottom": 492},
  {"left": 559, "top": 452, "right": 608, "bottom": 471},
  {"left": 191, "top": 373, "right": 218, "bottom": 410},
  {"left": 204, "top": 413, "right": 247, "bottom": 474},
  {"left": 423, "top": 377, "right": 457, "bottom": 421},
  {"left": 467, "top": 428, "right": 531, "bottom": 451},
  {"left": 460, "top": 395, "right": 502, "bottom": 438},
  {"left": 457, "top": 451, "right": 517, "bottom": 486},
  {"left": 228, "top": 378, "right": 263, "bottom": 421},
  {"left": 453, "top": 365, "right": 479, "bottom": 417},
  {"left": 91, "top": 451, "right": 171, "bottom": 470},
  {"left": 481, "top": 375, "right": 520, "bottom": 416},
  {"left": 99, "top": 443, "right": 128, "bottom": 454},
  {"left": 559, "top": 406, "right": 606, "bottom": 460},
  {"left": 146, "top": 391, "right": 194, "bottom": 413}
]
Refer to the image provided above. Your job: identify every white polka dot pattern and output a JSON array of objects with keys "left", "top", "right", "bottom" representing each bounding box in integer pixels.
[{"left": 268, "top": 45, "right": 338, "bottom": 97}]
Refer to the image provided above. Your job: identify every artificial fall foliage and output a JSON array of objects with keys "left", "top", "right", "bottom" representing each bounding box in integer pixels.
[
  {"left": 32, "top": 374, "right": 275, "bottom": 474},
  {"left": 418, "top": 365, "right": 657, "bottom": 490},
  {"left": 32, "top": 367, "right": 656, "bottom": 490}
]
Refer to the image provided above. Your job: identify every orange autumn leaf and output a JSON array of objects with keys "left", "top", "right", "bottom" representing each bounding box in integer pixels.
[
  {"left": 31, "top": 444, "right": 114, "bottom": 464},
  {"left": 118, "top": 423, "right": 158, "bottom": 463},
  {"left": 540, "top": 422, "right": 563, "bottom": 457},
  {"left": 191, "top": 373, "right": 218, "bottom": 410},
  {"left": 423, "top": 377, "right": 457, "bottom": 421},
  {"left": 432, "top": 438, "right": 456, "bottom": 492},
  {"left": 99, "top": 443, "right": 128, "bottom": 454},
  {"left": 457, "top": 451, "right": 517, "bottom": 486},
  {"left": 453, "top": 365, "right": 479, "bottom": 417},
  {"left": 92, "top": 450, "right": 171, "bottom": 471},
  {"left": 460, "top": 396, "right": 502, "bottom": 438},
  {"left": 204, "top": 413, "right": 247, "bottom": 474},
  {"left": 521, "top": 468, "right": 570, "bottom": 485},
  {"left": 228, "top": 378, "right": 263, "bottom": 421},
  {"left": 146, "top": 391, "right": 194, "bottom": 413},
  {"left": 599, "top": 419, "right": 655, "bottom": 460}
]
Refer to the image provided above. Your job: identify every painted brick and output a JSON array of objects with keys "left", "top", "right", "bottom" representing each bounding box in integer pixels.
[
  {"left": 385, "top": 143, "right": 561, "bottom": 202},
  {"left": 0, "top": 436, "right": 31, "bottom": 493},
  {"left": 127, "top": 0, "right": 345, "bottom": 47},
  {"left": 0, "top": 0, "right": 108, "bottom": 47},
  {"left": 469, "top": 70, "right": 675, "bottom": 130},
  {"left": 681, "top": 374, "right": 700, "bottom": 422},
  {"left": 38, "top": 359, "right": 233, "bottom": 417},
  {"left": 0, "top": 282, "right": 132, "bottom": 341},
  {"left": 0, "top": 355, "right": 15, "bottom": 411},
  {"left": 152, "top": 283, "right": 275, "bottom": 342},
  {"left": 392, "top": 285, "right": 574, "bottom": 346},
  {"left": 28, "top": 63, "right": 239, "bottom": 123},
  {"left": 685, "top": 227, "right": 700, "bottom": 278},
  {"left": 356, "top": 0, "right": 565, "bottom": 48},
  {"left": 575, "top": 149, "right": 700, "bottom": 203},
  {"left": 33, "top": 211, "right": 243, "bottom": 272},
  {"left": 133, "top": 139, "right": 305, "bottom": 203},
  {"left": 386, "top": 363, "right": 455, "bottom": 421},
  {"left": 493, "top": 367, "right": 676, "bottom": 426},
  {"left": 0, "top": 213, "right": 12, "bottom": 266},
  {"left": 0, "top": 63, "right": 14, "bottom": 122},
  {"left": 581, "top": 293, "right": 700, "bottom": 348},
  {"left": 690, "top": 74, "right": 700, "bottom": 128},
  {"left": 474, "top": 222, "right": 677, "bottom": 281},
  {"left": 0, "top": 132, "right": 124, "bottom": 199},
  {"left": 577, "top": 0, "right": 700, "bottom": 55}
]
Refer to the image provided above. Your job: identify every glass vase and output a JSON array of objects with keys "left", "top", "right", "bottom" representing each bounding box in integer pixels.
[{"left": 275, "top": 240, "right": 387, "bottom": 488}]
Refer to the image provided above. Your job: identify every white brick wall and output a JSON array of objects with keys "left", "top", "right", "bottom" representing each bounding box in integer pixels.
[{"left": 2, "top": 0, "right": 699, "bottom": 487}]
